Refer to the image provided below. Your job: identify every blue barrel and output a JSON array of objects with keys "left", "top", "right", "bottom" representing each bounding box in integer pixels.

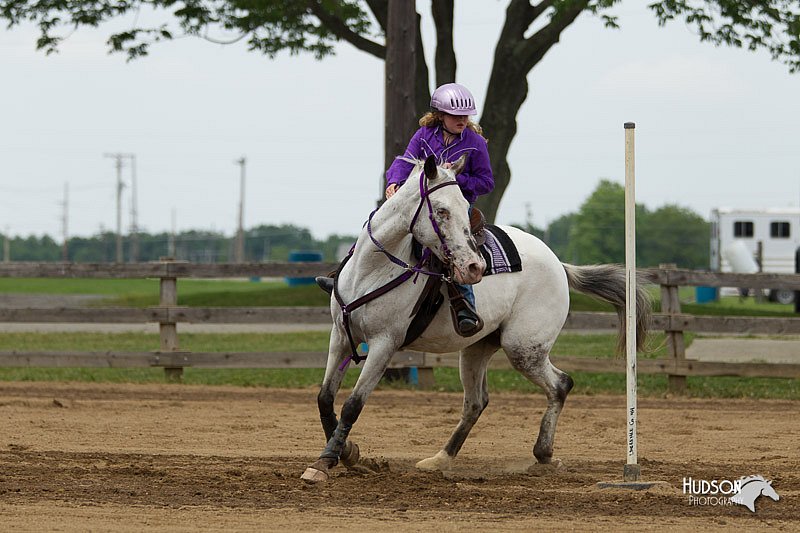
[
  {"left": 696, "top": 286, "right": 718, "bottom": 304},
  {"left": 286, "top": 250, "right": 323, "bottom": 286}
]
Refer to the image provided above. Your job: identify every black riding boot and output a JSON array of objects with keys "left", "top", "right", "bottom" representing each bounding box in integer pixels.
[
  {"left": 315, "top": 276, "right": 334, "bottom": 295},
  {"left": 456, "top": 307, "right": 481, "bottom": 336}
]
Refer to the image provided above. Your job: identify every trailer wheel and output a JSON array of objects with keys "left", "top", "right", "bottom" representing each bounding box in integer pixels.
[{"left": 770, "top": 289, "right": 795, "bottom": 305}]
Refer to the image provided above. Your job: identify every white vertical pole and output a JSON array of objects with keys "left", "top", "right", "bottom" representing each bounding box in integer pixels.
[{"left": 623, "top": 122, "right": 640, "bottom": 482}]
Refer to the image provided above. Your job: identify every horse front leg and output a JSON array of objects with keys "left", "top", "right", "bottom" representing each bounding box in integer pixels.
[
  {"left": 315, "top": 328, "right": 360, "bottom": 468},
  {"left": 301, "top": 338, "right": 396, "bottom": 483}
]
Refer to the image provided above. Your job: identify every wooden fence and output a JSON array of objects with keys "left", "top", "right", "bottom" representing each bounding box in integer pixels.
[{"left": 1, "top": 261, "right": 799, "bottom": 391}]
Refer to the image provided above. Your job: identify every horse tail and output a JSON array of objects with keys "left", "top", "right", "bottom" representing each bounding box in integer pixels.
[{"left": 562, "top": 263, "right": 651, "bottom": 354}]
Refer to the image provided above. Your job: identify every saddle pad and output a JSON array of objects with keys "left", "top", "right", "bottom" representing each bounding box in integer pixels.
[{"left": 480, "top": 224, "right": 522, "bottom": 275}]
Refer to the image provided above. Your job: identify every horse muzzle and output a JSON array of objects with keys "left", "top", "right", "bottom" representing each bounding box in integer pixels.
[{"left": 452, "top": 258, "right": 485, "bottom": 285}]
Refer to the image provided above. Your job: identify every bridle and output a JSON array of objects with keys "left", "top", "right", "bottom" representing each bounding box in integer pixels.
[{"left": 333, "top": 164, "right": 461, "bottom": 369}]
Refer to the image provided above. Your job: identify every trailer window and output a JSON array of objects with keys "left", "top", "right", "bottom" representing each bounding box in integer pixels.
[
  {"left": 733, "top": 221, "right": 754, "bottom": 238},
  {"left": 770, "top": 221, "right": 790, "bottom": 238}
]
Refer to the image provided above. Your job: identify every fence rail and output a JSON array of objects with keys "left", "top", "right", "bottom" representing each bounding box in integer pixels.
[{"left": 1, "top": 261, "right": 799, "bottom": 390}]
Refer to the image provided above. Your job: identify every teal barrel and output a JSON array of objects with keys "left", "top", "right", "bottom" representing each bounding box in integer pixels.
[
  {"left": 695, "top": 286, "right": 718, "bottom": 304},
  {"left": 286, "top": 250, "right": 323, "bottom": 286}
]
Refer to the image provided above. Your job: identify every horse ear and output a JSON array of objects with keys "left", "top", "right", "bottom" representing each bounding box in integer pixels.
[
  {"left": 424, "top": 155, "right": 438, "bottom": 180},
  {"left": 450, "top": 154, "right": 468, "bottom": 175}
]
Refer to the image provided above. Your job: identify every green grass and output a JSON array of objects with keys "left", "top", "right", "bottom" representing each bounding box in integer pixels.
[
  {"left": 3, "top": 278, "right": 795, "bottom": 316},
  {"left": 1, "top": 279, "right": 797, "bottom": 398},
  {"left": 0, "top": 330, "right": 795, "bottom": 399},
  {"left": 0, "top": 331, "right": 675, "bottom": 357},
  {"left": 0, "top": 278, "right": 330, "bottom": 307}
]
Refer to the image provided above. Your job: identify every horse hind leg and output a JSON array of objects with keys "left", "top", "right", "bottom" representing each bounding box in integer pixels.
[
  {"left": 416, "top": 335, "right": 499, "bottom": 472},
  {"left": 504, "top": 341, "right": 574, "bottom": 464}
]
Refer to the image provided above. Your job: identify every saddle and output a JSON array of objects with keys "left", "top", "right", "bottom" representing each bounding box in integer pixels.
[{"left": 470, "top": 207, "right": 486, "bottom": 246}]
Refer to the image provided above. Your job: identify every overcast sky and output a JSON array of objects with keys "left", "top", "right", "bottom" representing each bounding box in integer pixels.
[{"left": 1, "top": 1, "right": 799, "bottom": 241}]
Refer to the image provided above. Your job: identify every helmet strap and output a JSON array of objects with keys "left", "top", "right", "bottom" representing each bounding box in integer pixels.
[{"left": 442, "top": 125, "right": 459, "bottom": 136}]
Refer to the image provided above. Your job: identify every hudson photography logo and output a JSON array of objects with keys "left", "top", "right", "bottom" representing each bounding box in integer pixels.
[{"left": 683, "top": 475, "right": 780, "bottom": 512}]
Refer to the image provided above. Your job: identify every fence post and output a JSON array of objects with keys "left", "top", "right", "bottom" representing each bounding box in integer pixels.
[
  {"left": 795, "top": 247, "right": 800, "bottom": 314},
  {"left": 659, "top": 263, "right": 687, "bottom": 393},
  {"left": 159, "top": 258, "right": 183, "bottom": 382}
]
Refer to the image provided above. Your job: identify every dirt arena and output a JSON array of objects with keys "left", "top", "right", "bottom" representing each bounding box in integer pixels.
[{"left": 0, "top": 382, "right": 797, "bottom": 531}]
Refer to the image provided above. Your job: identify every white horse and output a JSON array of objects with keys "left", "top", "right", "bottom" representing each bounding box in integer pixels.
[{"left": 301, "top": 155, "right": 650, "bottom": 483}]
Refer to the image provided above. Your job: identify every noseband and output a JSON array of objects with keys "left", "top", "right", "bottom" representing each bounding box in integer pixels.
[{"left": 334, "top": 168, "right": 461, "bottom": 368}]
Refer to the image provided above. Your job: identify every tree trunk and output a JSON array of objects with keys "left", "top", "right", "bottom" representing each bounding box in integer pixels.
[
  {"left": 475, "top": 0, "right": 588, "bottom": 223},
  {"left": 431, "top": 0, "right": 456, "bottom": 86},
  {"left": 384, "top": 1, "right": 418, "bottom": 176}
]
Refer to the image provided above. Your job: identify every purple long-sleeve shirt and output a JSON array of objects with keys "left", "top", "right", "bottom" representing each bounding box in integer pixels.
[{"left": 385, "top": 125, "right": 494, "bottom": 204}]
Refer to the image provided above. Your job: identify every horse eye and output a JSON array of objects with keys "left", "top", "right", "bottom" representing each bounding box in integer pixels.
[{"left": 436, "top": 208, "right": 450, "bottom": 219}]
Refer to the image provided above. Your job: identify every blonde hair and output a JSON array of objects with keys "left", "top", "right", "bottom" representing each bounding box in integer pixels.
[{"left": 419, "top": 111, "right": 485, "bottom": 139}]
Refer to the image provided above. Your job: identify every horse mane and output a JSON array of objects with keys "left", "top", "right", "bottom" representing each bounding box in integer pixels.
[
  {"left": 395, "top": 156, "right": 425, "bottom": 170},
  {"left": 739, "top": 475, "right": 767, "bottom": 486}
]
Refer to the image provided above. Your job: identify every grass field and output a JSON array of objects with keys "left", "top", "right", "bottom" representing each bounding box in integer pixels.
[
  {"left": 1, "top": 277, "right": 796, "bottom": 315},
  {"left": 0, "top": 330, "right": 796, "bottom": 399},
  {"left": 1, "top": 278, "right": 797, "bottom": 399}
]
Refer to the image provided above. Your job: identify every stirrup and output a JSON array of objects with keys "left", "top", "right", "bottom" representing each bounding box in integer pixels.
[{"left": 315, "top": 276, "right": 334, "bottom": 295}]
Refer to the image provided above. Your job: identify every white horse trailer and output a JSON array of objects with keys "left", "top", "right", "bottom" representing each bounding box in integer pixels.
[{"left": 710, "top": 207, "right": 800, "bottom": 303}]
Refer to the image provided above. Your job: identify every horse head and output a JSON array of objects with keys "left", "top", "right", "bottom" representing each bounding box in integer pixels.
[
  {"left": 731, "top": 475, "right": 780, "bottom": 512},
  {"left": 407, "top": 155, "right": 485, "bottom": 285},
  {"left": 761, "top": 480, "right": 780, "bottom": 502}
]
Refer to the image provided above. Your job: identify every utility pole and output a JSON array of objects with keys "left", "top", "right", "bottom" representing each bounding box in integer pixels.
[
  {"left": 168, "top": 208, "right": 176, "bottom": 258},
  {"left": 61, "top": 183, "right": 69, "bottom": 261},
  {"left": 104, "top": 153, "right": 128, "bottom": 263},
  {"left": 234, "top": 156, "right": 246, "bottom": 263},
  {"left": 3, "top": 226, "right": 9, "bottom": 263},
  {"left": 129, "top": 154, "right": 139, "bottom": 262}
]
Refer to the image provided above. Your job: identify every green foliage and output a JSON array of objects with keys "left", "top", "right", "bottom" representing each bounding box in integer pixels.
[
  {"left": 514, "top": 180, "right": 711, "bottom": 268},
  {"left": 649, "top": 1, "right": 800, "bottom": 73},
  {"left": 639, "top": 204, "right": 710, "bottom": 268},
  {"left": 569, "top": 179, "right": 628, "bottom": 264},
  {"left": 3, "top": 1, "right": 798, "bottom": 72},
  {"left": 545, "top": 212, "right": 578, "bottom": 263},
  {"left": 0, "top": 0, "right": 376, "bottom": 61},
  {"left": 2, "top": 225, "right": 356, "bottom": 263}
]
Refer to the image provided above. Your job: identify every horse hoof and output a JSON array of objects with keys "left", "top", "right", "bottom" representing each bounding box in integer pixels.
[
  {"left": 415, "top": 450, "right": 451, "bottom": 472},
  {"left": 300, "top": 466, "right": 329, "bottom": 484},
  {"left": 341, "top": 441, "right": 360, "bottom": 468}
]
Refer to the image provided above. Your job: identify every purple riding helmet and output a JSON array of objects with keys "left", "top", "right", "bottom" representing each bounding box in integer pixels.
[{"left": 430, "top": 83, "right": 477, "bottom": 116}]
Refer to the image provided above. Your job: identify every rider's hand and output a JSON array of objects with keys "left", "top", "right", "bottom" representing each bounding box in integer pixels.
[{"left": 385, "top": 183, "right": 399, "bottom": 199}]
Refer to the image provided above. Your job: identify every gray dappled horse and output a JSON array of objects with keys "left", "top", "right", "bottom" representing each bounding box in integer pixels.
[{"left": 301, "top": 155, "right": 650, "bottom": 483}]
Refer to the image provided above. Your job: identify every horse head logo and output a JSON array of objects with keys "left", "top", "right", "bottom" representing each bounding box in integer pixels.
[{"left": 730, "top": 475, "right": 780, "bottom": 513}]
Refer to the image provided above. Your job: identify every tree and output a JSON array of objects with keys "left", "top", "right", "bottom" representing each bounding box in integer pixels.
[
  {"left": 569, "top": 179, "right": 628, "bottom": 264},
  {"left": 639, "top": 205, "right": 709, "bottom": 269},
  {"left": 567, "top": 180, "right": 710, "bottom": 267},
  {"left": 4, "top": 1, "right": 799, "bottom": 222},
  {"left": 545, "top": 212, "right": 577, "bottom": 262}
]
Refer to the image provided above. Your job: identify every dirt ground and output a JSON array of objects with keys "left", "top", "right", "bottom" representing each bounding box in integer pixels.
[{"left": 0, "top": 382, "right": 797, "bottom": 532}]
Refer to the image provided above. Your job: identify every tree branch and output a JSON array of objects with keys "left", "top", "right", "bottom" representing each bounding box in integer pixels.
[
  {"left": 364, "top": 0, "right": 388, "bottom": 32},
  {"left": 431, "top": 0, "right": 455, "bottom": 86},
  {"left": 307, "top": 0, "right": 385, "bottom": 59},
  {"left": 520, "top": 0, "right": 589, "bottom": 70}
]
